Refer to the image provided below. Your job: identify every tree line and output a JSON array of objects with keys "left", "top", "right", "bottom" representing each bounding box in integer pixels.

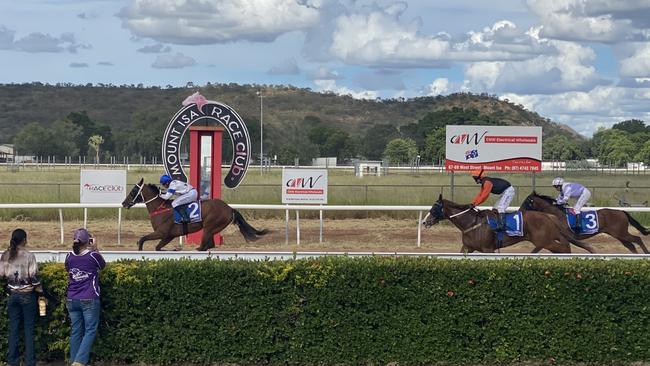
[{"left": 10, "top": 108, "right": 649, "bottom": 167}]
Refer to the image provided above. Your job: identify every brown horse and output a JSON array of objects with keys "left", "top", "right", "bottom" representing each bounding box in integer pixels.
[
  {"left": 422, "top": 194, "right": 595, "bottom": 253},
  {"left": 121, "top": 178, "right": 269, "bottom": 251},
  {"left": 521, "top": 191, "right": 650, "bottom": 254}
]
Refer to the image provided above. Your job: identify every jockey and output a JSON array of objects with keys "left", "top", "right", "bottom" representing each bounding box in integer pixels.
[
  {"left": 158, "top": 174, "right": 198, "bottom": 223},
  {"left": 552, "top": 177, "right": 591, "bottom": 229},
  {"left": 469, "top": 169, "right": 515, "bottom": 231}
]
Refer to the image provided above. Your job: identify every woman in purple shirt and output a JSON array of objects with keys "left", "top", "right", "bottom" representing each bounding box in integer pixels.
[{"left": 64, "top": 228, "right": 106, "bottom": 366}]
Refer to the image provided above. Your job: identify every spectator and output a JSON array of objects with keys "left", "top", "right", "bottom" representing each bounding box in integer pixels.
[
  {"left": 1, "top": 228, "right": 42, "bottom": 366},
  {"left": 65, "top": 228, "right": 106, "bottom": 366}
]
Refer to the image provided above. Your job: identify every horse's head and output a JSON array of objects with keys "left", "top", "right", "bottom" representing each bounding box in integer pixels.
[
  {"left": 521, "top": 191, "right": 537, "bottom": 211},
  {"left": 423, "top": 194, "right": 445, "bottom": 228},
  {"left": 122, "top": 178, "right": 145, "bottom": 209}
]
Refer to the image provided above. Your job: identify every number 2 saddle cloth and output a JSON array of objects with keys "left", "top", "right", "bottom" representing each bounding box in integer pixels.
[
  {"left": 565, "top": 209, "right": 599, "bottom": 235},
  {"left": 173, "top": 201, "right": 203, "bottom": 224}
]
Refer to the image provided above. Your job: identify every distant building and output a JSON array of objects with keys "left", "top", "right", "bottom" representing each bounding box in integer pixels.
[
  {"left": 312, "top": 157, "right": 337, "bottom": 167},
  {"left": 354, "top": 160, "right": 383, "bottom": 177},
  {"left": 0, "top": 144, "right": 14, "bottom": 162}
]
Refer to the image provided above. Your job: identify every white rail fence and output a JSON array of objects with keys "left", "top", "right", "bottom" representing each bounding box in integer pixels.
[{"left": 1, "top": 203, "right": 650, "bottom": 247}]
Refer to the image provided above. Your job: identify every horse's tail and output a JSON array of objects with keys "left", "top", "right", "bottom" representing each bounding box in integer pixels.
[
  {"left": 232, "top": 209, "right": 270, "bottom": 242},
  {"left": 624, "top": 211, "right": 650, "bottom": 235}
]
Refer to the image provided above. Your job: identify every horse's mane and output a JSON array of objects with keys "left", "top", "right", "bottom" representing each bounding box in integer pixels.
[
  {"left": 532, "top": 191, "right": 556, "bottom": 205},
  {"left": 442, "top": 199, "right": 473, "bottom": 210},
  {"left": 146, "top": 183, "right": 160, "bottom": 194}
]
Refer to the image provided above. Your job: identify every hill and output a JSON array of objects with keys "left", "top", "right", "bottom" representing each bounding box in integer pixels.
[{"left": 0, "top": 83, "right": 584, "bottom": 161}]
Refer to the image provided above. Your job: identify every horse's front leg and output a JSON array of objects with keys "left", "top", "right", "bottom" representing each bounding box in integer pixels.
[{"left": 138, "top": 232, "right": 164, "bottom": 251}]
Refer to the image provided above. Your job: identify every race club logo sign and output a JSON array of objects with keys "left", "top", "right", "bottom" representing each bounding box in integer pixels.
[{"left": 162, "top": 93, "right": 251, "bottom": 188}]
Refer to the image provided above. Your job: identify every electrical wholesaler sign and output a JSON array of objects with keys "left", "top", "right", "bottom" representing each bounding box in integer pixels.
[
  {"left": 445, "top": 125, "right": 542, "bottom": 172},
  {"left": 282, "top": 168, "right": 328, "bottom": 204}
]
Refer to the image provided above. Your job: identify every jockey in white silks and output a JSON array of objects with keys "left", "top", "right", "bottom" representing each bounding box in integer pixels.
[
  {"left": 159, "top": 174, "right": 198, "bottom": 223},
  {"left": 552, "top": 177, "right": 592, "bottom": 230}
]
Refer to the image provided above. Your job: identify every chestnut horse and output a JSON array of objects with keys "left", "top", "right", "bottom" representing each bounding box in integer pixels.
[
  {"left": 521, "top": 191, "right": 650, "bottom": 254},
  {"left": 423, "top": 194, "right": 595, "bottom": 253},
  {"left": 122, "top": 178, "right": 268, "bottom": 251}
]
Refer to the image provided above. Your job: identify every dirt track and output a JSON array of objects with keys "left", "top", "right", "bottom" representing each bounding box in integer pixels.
[{"left": 0, "top": 218, "right": 645, "bottom": 254}]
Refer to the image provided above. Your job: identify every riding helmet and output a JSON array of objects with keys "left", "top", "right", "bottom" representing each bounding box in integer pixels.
[
  {"left": 160, "top": 174, "right": 173, "bottom": 185},
  {"left": 552, "top": 177, "right": 564, "bottom": 187}
]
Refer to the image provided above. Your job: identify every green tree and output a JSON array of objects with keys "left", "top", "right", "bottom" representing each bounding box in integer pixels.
[
  {"left": 612, "top": 119, "right": 648, "bottom": 134},
  {"left": 383, "top": 138, "right": 418, "bottom": 164},
  {"left": 13, "top": 120, "right": 82, "bottom": 157},
  {"left": 88, "top": 135, "right": 104, "bottom": 163},
  {"left": 542, "top": 135, "right": 584, "bottom": 160},
  {"left": 364, "top": 124, "right": 399, "bottom": 159},
  {"left": 422, "top": 128, "right": 446, "bottom": 164},
  {"left": 591, "top": 128, "right": 636, "bottom": 167},
  {"left": 635, "top": 140, "right": 650, "bottom": 164},
  {"left": 65, "top": 111, "right": 114, "bottom": 157},
  {"left": 12, "top": 122, "right": 51, "bottom": 156},
  {"left": 114, "top": 110, "right": 167, "bottom": 159}
]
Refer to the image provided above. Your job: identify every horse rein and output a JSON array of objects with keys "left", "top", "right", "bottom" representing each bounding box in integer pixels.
[
  {"left": 131, "top": 183, "right": 159, "bottom": 205},
  {"left": 449, "top": 207, "right": 474, "bottom": 218}
]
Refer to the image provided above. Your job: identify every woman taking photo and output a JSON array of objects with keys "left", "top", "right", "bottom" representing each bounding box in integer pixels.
[
  {"left": 1, "top": 229, "right": 41, "bottom": 366},
  {"left": 65, "top": 228, "right": 106, "bottom": 366}
]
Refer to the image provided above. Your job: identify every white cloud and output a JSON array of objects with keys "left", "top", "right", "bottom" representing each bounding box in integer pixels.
[
  {"left": 527, "top": 0, "right": 650, "bottom": 42},
  {"left": 463, "top": 40, "right": 605, "bottom": 94},
  {"left": 69, "top": 62, "right": 89, "bottom": 68},
  {"left": 500, "top": 85, "right": 650, "bottom": 136},
  {"left": 311, "top": 66, "right": 343, "bottom": 80},
  {"left": 327, "top": 4, "right": 551, "bottom": 67},
  {"left": 151, "top": 52, "right": 196, "bottom": 68},
  {"left": 137, "top": 43, "right": 171, "bottom": 53},
  {"left": 427, "top": 78, "right": 449, "bottom": 95},
  {"left": 620, "top": 43, "right": 650, "bottom": 77},
  {"left": 2, "top": 30, "right": 89, "bottom": 53},
  {"left": 119, "top": 0, "right": 320, "bottom": 44},
  {"left": 267, "top": 58, "right": 300, "bottom": 75},
  {"left": 314, "top": 79, "right": 378, "bottom": 100}
]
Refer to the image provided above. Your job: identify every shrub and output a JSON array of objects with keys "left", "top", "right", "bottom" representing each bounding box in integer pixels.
[{"left": 1, "top": 257, "right": 649, "bottom": 364}]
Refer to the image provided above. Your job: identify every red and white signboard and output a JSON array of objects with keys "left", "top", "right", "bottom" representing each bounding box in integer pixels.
[
  {"left": 80, "top": 170, "right": 127, "bottom": 203},
  {"left": 445, "top": 125, "right": 542, "bottom": 172},
  {"left": 282, "top": 168, "right": 328, "bottom": 204}
]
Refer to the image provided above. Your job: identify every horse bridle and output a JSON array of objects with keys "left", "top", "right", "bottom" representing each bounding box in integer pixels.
[{"left": 130, "top": 183, "right": 158, "bottom": 206}]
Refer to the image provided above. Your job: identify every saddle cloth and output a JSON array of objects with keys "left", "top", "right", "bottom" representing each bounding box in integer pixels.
[
  {"left": 565, "top": 209, "right": 599, "bottom": 235},
  {"left": 487, "top": 211, "right": 524, "bottom": 237},
  {"left": 173, "top": 201, "right": 202, "bottom": 224}
]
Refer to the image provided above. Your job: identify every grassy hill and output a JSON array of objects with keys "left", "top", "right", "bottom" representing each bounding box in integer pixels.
[{"left": 0, "top": 83, "right": 583, "bottom": 146}]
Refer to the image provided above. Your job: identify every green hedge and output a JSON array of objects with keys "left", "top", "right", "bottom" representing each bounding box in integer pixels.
[{"left": 1, "top": 257, "right": 650, "bottom": 365}]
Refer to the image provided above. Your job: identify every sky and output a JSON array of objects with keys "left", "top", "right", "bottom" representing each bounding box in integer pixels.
[{"left": 1, "top": 0, "right": 650, "bottom": 137}]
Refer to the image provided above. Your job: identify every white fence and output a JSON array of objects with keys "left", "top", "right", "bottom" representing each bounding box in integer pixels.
[{"left": 1, "top": 203, "right": 649, "bottom": 247}]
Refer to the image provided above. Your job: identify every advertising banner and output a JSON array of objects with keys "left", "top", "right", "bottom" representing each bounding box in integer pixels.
[
  {"left": 445, "top": 125, "right": 542, "bottom": 172},
  {"left": 282, "top": 168, "right": 328, "bottom": 204},
  {"left": 80, "top": 170, "right": 127, "bottom": 203}
]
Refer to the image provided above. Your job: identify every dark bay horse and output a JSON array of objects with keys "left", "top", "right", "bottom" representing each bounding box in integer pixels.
[
  {"left": 422, "top": 194, "right": 595, "bottom": 253},
  {"left": 521, "top": 191, "right": 650, "bottom": 254},
  {"left": 122, "top": 178, "right": 269, "bottom": 251}
]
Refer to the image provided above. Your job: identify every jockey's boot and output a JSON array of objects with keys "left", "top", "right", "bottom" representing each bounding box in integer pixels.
[
  {"left": 497, "top": 212, "right": 506, "bottom": 231},
  {"left": 574, "top": 213, "right": 581, "bottom": 231},
  {"left": 174, "top": 206, "right": 190, "bottom": 223}
]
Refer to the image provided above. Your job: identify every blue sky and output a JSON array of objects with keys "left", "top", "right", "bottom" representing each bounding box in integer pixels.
[{"left": 1, "top": 0, "right": 650, "bottom": 137}]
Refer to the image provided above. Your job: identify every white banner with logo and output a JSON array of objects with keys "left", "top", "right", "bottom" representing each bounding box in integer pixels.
[
  {"left": 80, "top": 170, "right": 127, "bottom": 203},
  {"left": 445, "top": 125, "right": 542, "bottom": 172},
  {"left": 282, "top": 168, "right": 328, "bottom": 204}
]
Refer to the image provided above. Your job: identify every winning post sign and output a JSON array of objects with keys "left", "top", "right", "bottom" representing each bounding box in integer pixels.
[{"left": 445, "top": 125, "right": 542, "bottom": 172}]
